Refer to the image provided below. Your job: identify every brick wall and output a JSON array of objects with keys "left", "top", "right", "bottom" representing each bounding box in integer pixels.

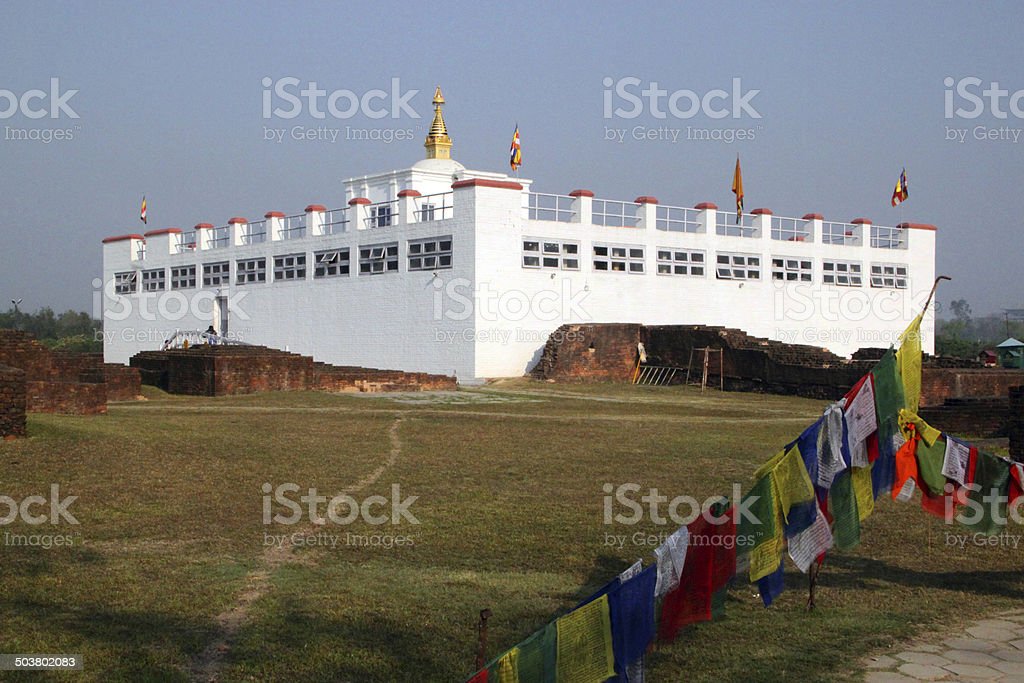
[
  {"left": 1010, "top": 386, "right": 1023, "bottom": 462},
  {"left": 531, "top": 323, "right": 867, "bottom": 398},
  {"left": 26, "top": 380, "right": 107, "bottom": 415},
  {"left": 919, "top": 368, "right": 1024, "bottom": 407},
  {"left": 919, "top": 397, "right": 1009, "bottom": 440},
  {"left": 0, "top": 329, "right": 141, "bottom": 412},
  {"left": 130, "top": 345, "right": 457, "bottom": 396},
  {"left": 530, "top": 324, "right": 642, "bottom": 382},
  {"left": 0, "top": 364, "right": 27, "bottom": 438}
]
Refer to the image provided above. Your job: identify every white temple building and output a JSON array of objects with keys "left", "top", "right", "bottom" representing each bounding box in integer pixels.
[{"left": 101, "top": 87, "right": 936, "bottom": 382}]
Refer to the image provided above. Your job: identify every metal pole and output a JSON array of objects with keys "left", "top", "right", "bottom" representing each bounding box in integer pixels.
[{"left": 475, "top": 608, "right": 492, "bottom": 670}]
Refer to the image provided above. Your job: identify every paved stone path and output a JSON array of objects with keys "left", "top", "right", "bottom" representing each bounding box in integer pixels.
[{"left": 865, "top": 610, "right": 1024, "bottom": 682}]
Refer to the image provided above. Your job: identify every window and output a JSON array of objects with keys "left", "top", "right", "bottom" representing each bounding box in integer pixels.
[
  {"left": 716, "top": 252, "right": 761, "bottom": 280},
  {"left": 141, "top": 268, "right": 166, "bottom": 292},
  {"left": 236, "top": 258, "right": 267, "bottom": 284},
  {"left": 314, "top": 248, "right": 350, "bottom": 278},
  {"left": 203, "top": 261, "right": 230, "bottom": 287},
  {"left": 870, "top": 263, "right": 908, "bottom": 289},
  {"left": 771, "top": 257, "right": 813, "bottom": 282},
  {"left": 419, "top": 203, "right": 435, "bottom": 222},
  {"left": 522, "top": 239, "right": 579, "bottom": 270},
  {"left": 274, "top": 253, "right": 307, "bottom": 281},
  {"left": 369, "top": 204, "right": 393, "bottom": 228},
  {"left": 409, "top": 236, "right": 453, "bottom": 271},
  {"left": 171, "top": 265, "right": 196, "bottom": 290},
  {"left": 359, "top": 242, "right": 399, "bottom": 274},
  {"left": 593, "top": 243, "right": 645, "bottom": 273},
  {"left": 822, "top": 260, "right": 862, "bottom": 287},
  {"left": 114, "top": 271, "right": 137, "bottom": 295},
  {"left": 656, "top": 248, "right": 705, "bottom": 276}
]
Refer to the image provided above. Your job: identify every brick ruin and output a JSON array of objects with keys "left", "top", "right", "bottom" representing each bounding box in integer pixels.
[
  {"left": 0, "top": 329, "right": 143, "bottom": 415},
  {"left": 532, "top": 323, "right": 1024, "bottom": 409},
  {"left": 130, "top": 345, "right": 457, "bottom": 396},
  {"left": 532, "top": 323, "right": 869, "bottom": 399},
  {"left": 0, "top": 364, "right": 27, "bottom": 438}
]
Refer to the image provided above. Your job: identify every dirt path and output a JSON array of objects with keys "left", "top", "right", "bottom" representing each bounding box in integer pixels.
[{"left": 187, "top": 418, "right": 405, "bottom": 682}]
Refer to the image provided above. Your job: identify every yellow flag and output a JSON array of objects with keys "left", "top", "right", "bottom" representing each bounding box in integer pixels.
[
  {"left": 492, "top": 647, "right": 518, "bottom": 683},
  {"left": 852, "top": 465, "right": 875, "bottom": 522},
  {"left": 556, "top": 594, "right": 615, "bottom": 683},
  {"left": 898, "top": 408, "right": 941, "bottom": 448},
  {"left": 897, "top": 312, "right": 924, "bottom": 414},
  {"left": 772, "top": 446, "right": 815, "bottom": 523}
]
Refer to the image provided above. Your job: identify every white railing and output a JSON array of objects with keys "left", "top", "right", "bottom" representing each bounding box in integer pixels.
[
  {"left": 323, "top": 208, "right": 349, "bottom": 235},
  {"left": 243, "top": 220, "right": 267, "bottom": 245},
  {"left": 415, "top": 192, "right": 453, "bottom": 221},
  {"left": 592, "top": 198, "right": 638, "bottom": 228},
  {"left": 656, "top": 205, "right": 700, "bottom": 232},
  {"left": 174, "top": 231, "right": 197, "bottom": 254},
  {"left": 364, "top": 200, "right": 398, "bottom": 229},
  {"left": 770, "top": 216, "right": 812, "bottom": 243},
  {"left": 871, "top": 225, "right": 906, "bottom": 249},
  {"left": 281, "top": 214, "right": 307, "bottom": 240},
  {"left": 715, "top": 211, "right": 759, "bottom": 238},
  {"left": 209, "top": 225, "right": 231, "bottom": 249},
  {"left": 526, "top": 193, "right": 574, "bottom": 222},
  {"left": 822, "top": 221, "right": 861, "bottom": 246}
]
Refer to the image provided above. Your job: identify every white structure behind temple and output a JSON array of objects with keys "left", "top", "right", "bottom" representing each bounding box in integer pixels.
[{"left": 101, "top": 87, "right": 936, "bottom": 382}]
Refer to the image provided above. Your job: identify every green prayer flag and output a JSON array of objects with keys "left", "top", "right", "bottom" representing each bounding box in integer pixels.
[
  {"left": 737, "top": 475, "right": 776, "bottom": 554},
  {"left": 871, "top": 347, "right": 906, "bottom": 424},
  {"left": 517, "top": 622, "right": 556, "bottom": 683},
  {"left": 963, "top": 451, "right": 1010, "bottom": 536},
  {"left": 916, "top": 435, "right": 948, "bottom": 496},
  {"left": 830, "top": 469, "right": 861, "bottom": 550}
]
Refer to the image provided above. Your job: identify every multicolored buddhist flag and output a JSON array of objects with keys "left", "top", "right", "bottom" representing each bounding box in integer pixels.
[
  {"left": 140, "top": 195, "right": 148, "bottom": 224},
  {"left": 509, "top": 125, "right": 522, "bottom": 171},
  {"left": 891, "top": 168, "right": 908, "bottom": 207},
  {"left": 731, "top": 156, "right": 744, "bottom": 224}
]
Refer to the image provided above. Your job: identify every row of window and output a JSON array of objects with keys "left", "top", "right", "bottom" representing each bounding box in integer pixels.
[
  {"left": 519, "top": 239, "right": 909, "bottom": 288},
  {"left": 115, "top": 236, "right": 453, "bottom": 293}
]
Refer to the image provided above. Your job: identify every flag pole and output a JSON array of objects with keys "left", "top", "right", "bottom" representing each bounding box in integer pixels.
[{"left": 922, "top": 275, "right": 951, "bottom": 318}]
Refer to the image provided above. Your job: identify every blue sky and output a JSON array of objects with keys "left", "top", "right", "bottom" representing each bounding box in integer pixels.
[{"left": 0, "top": 1, "right": 1021, "bottom": 317}]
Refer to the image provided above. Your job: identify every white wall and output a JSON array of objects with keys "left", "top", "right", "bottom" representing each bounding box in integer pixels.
[{"left": 102, "top": 164, "right": 935, "bottom": 382}]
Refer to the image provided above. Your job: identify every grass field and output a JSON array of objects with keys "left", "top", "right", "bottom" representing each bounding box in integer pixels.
[{"left": 0, "top": 380, "right": 1021, "bottom": 682}]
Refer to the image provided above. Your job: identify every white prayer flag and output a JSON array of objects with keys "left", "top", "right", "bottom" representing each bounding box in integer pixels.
[
  {"left": 942, "top": 437, "right": 972, "bottom": 486},
  {"left": 653, "top": 525, "right": 688, "bottom": 598}
]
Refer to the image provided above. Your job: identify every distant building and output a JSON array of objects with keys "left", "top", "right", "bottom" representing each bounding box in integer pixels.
[
  {"left": 997, "top": 338, "right": 1024, "bottom": 369},
  {"left": 978, "top": 349, "right": 998, "bottom": 367},
  {"left": 101, "top": 88, "right": 937, "bottom": 382}
]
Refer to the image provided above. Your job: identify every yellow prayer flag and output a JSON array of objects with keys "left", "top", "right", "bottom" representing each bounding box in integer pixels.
[
  {"left": 556, "top": 594, "right": 616, "bottom": 683},
  {"left": 898, "top": 408, "right": 941, "bottom": 448},
  {"left": 772, "top": 446, "right": 816, "bottom": 523},
  {"left": 492, "top": 647, "right": 518, "bottom": 683},
  {"left": 897, "top": 312, "right": 924, "bottom": 414},
  {"left": 852, "top": 465, "right": 875, "bottom": 522},
  {"left": 749, "top": 531, "right": 784, "bottom": 582}
]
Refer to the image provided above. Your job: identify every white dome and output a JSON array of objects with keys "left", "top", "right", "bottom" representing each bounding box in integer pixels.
[{"left": 411, "top": 157, "right": 466, "bottom": 174}]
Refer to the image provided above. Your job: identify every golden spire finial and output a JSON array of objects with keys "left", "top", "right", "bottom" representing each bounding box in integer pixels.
[{"left": 424, "top": 85, "right": 452, "bottom": 160}]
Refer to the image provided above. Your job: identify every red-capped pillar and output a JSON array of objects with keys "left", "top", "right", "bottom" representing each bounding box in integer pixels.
[
  {"left": 634, "top": 196, "right": 658, "bottom": 230},
  {"left": 348, "top": 197, "right": 372, "bottom": 231},
  {"left": 306, "top": 204, "right": 327, "bottom": 236},
  {"left": 568, "top": 189, "right": 593, "bottom": 224},
  {"left": 694, "top": 202, "right": 718, "bottom": 234}
]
